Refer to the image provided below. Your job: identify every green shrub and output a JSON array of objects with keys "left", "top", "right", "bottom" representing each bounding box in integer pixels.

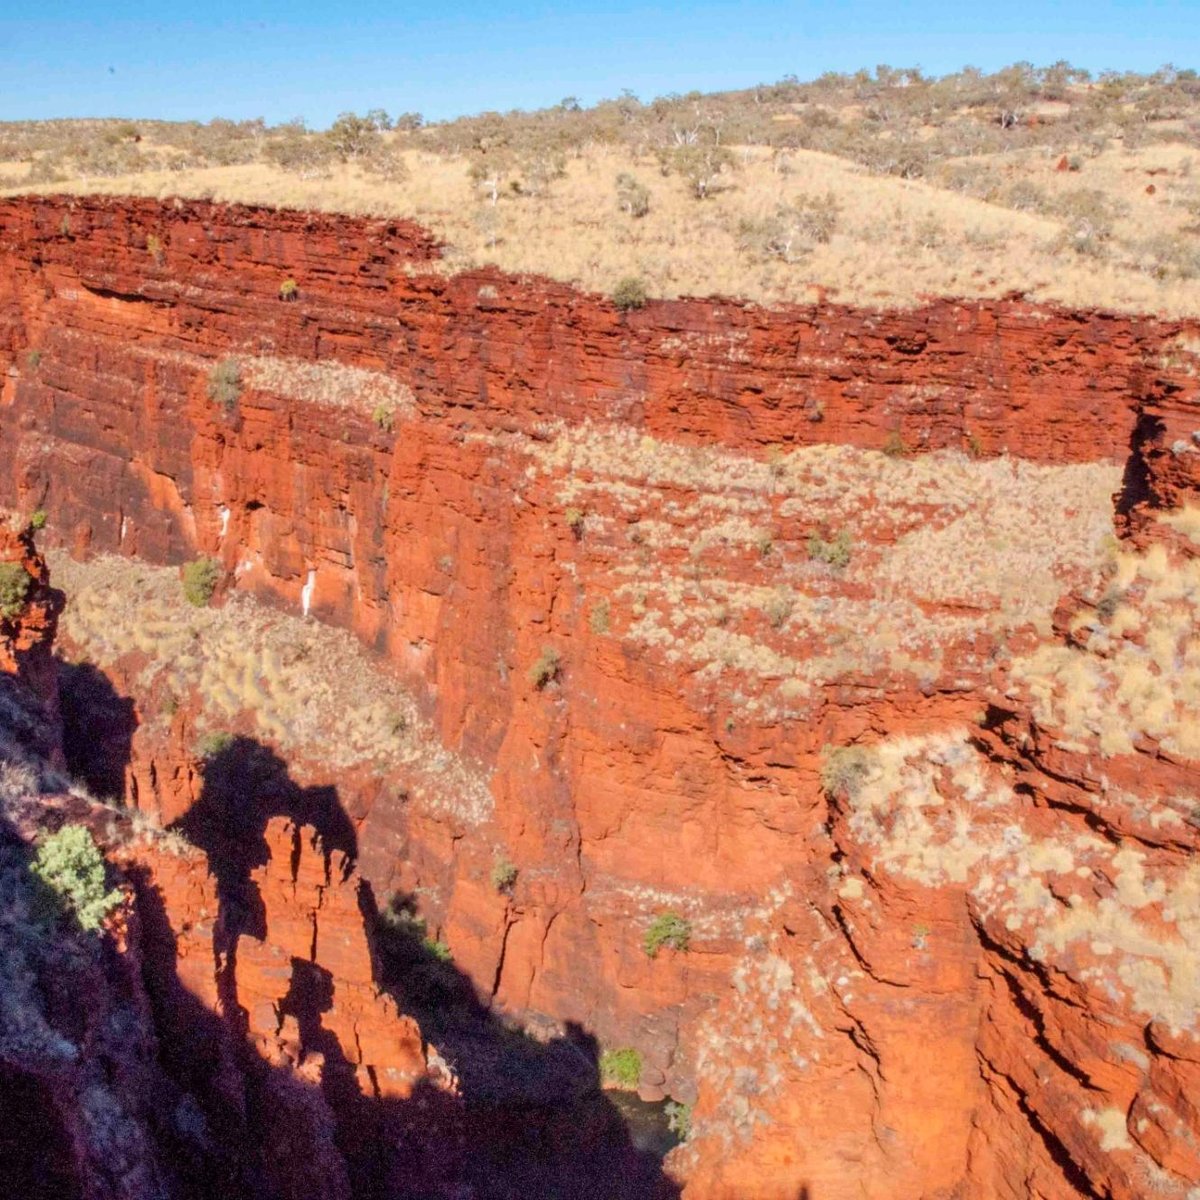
[
  {"left": 31, "top": 825, "right": 122, "bottom": 932},
  {"left": 599, "top": 1047, "right": 642, "bottom": 1089},
  {"left": 28, "top": 509, "right": 47, "bottom": 531},
  {"left": 564, "top": 506, "right": 585, "bottom": 536},
  {"left": 206, "top": 358, "right": 242, "bottom": 410},
  {"left": 490, "top": 857, "right": 518, "bottom": 893},
  {"left": 279, "top": 278, "right": 298, "bottom": 300},
  {"left": 665, "top": 1099, "right": 693, "bottom": 1140},
  {"left": 529, "top": 646, "right": 561, "bottom": 689},
  {"left": 372, "top": 402, "right": 395, "bottom": 432},
  {"left": 25, "top": 349, "right": 41, "bottom": 369},
  {"left": 612, "top": 276, "right": 648, "bottom": 311},
  {"left": 196, "top": 731, "right": 235, "bottom": 760},
  {"left": 643, "top": 911, "right": 691, "bottom": 958},
  {"left": 806, "top": 529, "right": 852, "bottom": 569},
  {"left": 0, "top": 562, "right": 32, "bottom": 619},
  {"left": 182, "top": 557, "right": 220, "bottom": 607},
  {"left": 820, "top": 745, "right": 874, "bottom": 798},
  {"left": 423, "top": 936, "right": 453, "bottom": 962}
]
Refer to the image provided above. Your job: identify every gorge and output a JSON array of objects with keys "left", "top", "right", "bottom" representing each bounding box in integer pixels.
[{"left": 1, "top": 192, "right": 1199, "bottom": 1199}]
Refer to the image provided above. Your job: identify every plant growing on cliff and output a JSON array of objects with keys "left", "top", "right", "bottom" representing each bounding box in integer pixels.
[
  {"left": 820, "top": 745, "right": 874, "bottom": 798},
  {"left": 564, "top": 507, "right": 585, "bottom": 537},
  {"left": 0, "top": 562, "right": 32, "bottom": 620},
  {"left": 25, "top": 349, "right": 41, "bottom": 370},
  {"left": 182, "top": 557, "right": 220, "bottom": 607},
  {"left": 279, "top": 278, "right": 298, "bottom": 301},
  {"left": 196, "top": 731, "right": 235, "bottom": 760},
  {"left": 423, "top": 936, "right": 453, "bottom": 962},
  {"left": 372, "top": 402, "right": 396, "bottom": 433},
  {"left": 806, "top": 529, "right": 852, "bottom": 569},
  {"left": 665, "top": 1100, "right": 693, "bottom": 1140},
  {"left": 31, "top": 825, "right": 122, "bottom": 933},
  {"left": 28, "top": 510, "right": 47, "bottom": 532},
  {"left": 529, "top": 646, "right": 561, "bottom": 689},
  {"left": 490, "top": 856, "right": 518, "bottom": 893},
  {"left": 882, "top": 432, "right": 908, "bottom": 458},
  {"left": 206, "top": 358, "right": 242, "bottom": 411},
  {"left": 643, "top": 911, "right": 691, "bottom": 958},
  {"left": 599, "top": 1047, "right": 642, "bottom": 1089},
  {"left": 612, "top": 276, "right": 648, "bottom": 311}
]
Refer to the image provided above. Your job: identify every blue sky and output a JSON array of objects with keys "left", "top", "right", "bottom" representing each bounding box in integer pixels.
[{"left": 3, "top": 1, "right": 1196, "bottom": 127}]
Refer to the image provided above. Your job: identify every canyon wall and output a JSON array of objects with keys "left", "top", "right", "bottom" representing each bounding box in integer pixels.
[{"left": 2, "top": 193, "right": 1200, "bottom": 1198}]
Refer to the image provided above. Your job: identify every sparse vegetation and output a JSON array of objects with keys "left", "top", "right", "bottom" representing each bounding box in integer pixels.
[
  {"left": 181, "top": 557, "right": 220, "bottom": 607},
  {"left": 28, "top": 509, "right": 47, "bottom": 531},
  {"left": 206, "top": 358, "right": 242, "bottom": 410},
  {"left": 0, "top": 562, "right": 32, "bottom": 619},
  {"left": 882, "top": 432, "right": 908, "bottom": 458},
  {"left": 528, "top": 646, "right": 561, "bottom": 689},
  {"left": 564, "top": 506, "right": 585, "bottom": 536},
  {"left": 279, "top": 277, "right": 298, "bottom": 300},
  {"left": 7, "top": 65, "right": 1200, "bottom": 314},
  {"left": 643, "top": 911, "right": 691, "bottom": 958},
  {"left": 25, "top": 349, "right": 41, "bottom": 369},
  {"left": 599, "top": 1047, "right": 642, "bottom": 1089},
  {"left": 30, "top": 825, "right": 122, "bottom": 932}
]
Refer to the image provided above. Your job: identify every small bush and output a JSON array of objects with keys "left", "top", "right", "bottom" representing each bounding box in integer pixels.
[
  {"left": 564, "top": 507, "right": 585, "bottom": 536},
  {"left": 372, "top": 402, "right": 395, "bottom": 433},
  {"left": 0, "top": 562, "right": 32, "bottom": 619},
  {"left": 820, "top": 745, "right": 874, "bottom": 798},
  {"left": 615, "top": 172, "right": 651, "bottom": 218},
  {"left": 765, "top": 588, "right": 794, "bottom": 629},
  {"left": 590, "top": 600, "right": 611, "bottom": 635},
  {"left": 599, "top": 1047, "right": 642, "bottom": 1089},
  {"left": 31, "top": 825, "right": 122, "bottom": 933},
  {"left": 643, "top": 911, "right": 691, "bottom": 958},
  {"left": 182, "top": 557, "right": 220, "bottom": 607},
  {"left": 882, "top": 432, "right": 908, "bottom": 458},
  {"left": 529, "top": 646, "right": 561, "bottom": 689},
  {"left": 612, "top": 277, "right": 648, "bottom": 311},
  {"left": 806, "top": 529, "right": 852, "bottom": 569},
  {"left": 665, "top": 1100, "right": 693, "bottom": 1140},
  {"left": 196, "top": 731, "right": 235, "bottom": 760},
  {"left": 490, "top": 857, "right": 518, "bottom": 893},
  {"left": 146, "top": 233, "right": 164, "bottom": 263},
  {"left": 25, "top": 349, "right": 42, "bottom": 369},
  {"left": 206, "top": 358, "right": 242, "bottom": 410},
  {"left": 28, "top": 509, "right": 47, "bottom": 532},
  {"left": 279, "top": 278, "right": 298, "bottom": 300},
  {"left": 423, "top": 936, "right": 453, "bottom": 963}
]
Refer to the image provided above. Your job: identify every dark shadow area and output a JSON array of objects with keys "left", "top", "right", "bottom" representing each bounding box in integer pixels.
[
  {"left": 159, "top": 732, "right": 683, "bottom": 1198},
  {"left": 56, "top": 659, "right": 137, "bottom": 799},
  {"left": 1115, "top": 410, "right": 1165, "bottom": 524},
  {"left": 0, "top": 1063, "right": 83, "bottom": 1200}
]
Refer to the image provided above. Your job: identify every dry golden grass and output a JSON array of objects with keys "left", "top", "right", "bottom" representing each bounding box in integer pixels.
[
  {"left": 4, "top": 137, "right": 1198, "bottom": 313},
  {"left": 520, "top": 424, "right": 1120, "bottom": 717},
  {"left": 52, "top": 552, "right": 492, "bottom": 824}
]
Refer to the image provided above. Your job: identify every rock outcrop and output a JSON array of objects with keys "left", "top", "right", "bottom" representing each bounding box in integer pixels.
[{"left": 2, "top": 193, "right": 1200, "bottom": 1198}]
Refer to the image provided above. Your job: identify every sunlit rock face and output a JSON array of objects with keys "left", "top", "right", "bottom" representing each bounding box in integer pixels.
[{"left": 1, "top": 192, "right": 1199, "bottom": 1198}]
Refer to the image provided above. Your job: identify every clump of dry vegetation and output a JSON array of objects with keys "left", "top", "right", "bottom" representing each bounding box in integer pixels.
[{"left": 4, "top": 63, "right": 1200, "bottom": 312}]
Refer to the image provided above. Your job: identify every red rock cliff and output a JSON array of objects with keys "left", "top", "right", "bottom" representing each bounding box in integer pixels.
[{"left": 2, "top": 193, "right": 1200, "bottom": 1199}]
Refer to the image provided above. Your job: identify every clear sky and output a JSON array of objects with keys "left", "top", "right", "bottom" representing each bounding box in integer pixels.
[{"left": 3, "top": 1, "right": 1197, "bottom": 128}]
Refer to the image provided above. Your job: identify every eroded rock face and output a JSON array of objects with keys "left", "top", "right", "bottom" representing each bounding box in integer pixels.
[{"left": 2, "top": 194, "right": 1200, "bottom": 1198}]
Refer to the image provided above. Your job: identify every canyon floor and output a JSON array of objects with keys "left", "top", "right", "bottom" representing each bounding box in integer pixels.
[{"left": 0, "top": 186, "right": 1198, "bottom": 1200}]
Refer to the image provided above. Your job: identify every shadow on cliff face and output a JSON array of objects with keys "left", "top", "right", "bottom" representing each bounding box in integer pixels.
[
  {"left": 57, "top": 659, "right": 136, "bottom": 800},
  {"left": 141, "top": 733, "right": 684, "bottom": 1200}
]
